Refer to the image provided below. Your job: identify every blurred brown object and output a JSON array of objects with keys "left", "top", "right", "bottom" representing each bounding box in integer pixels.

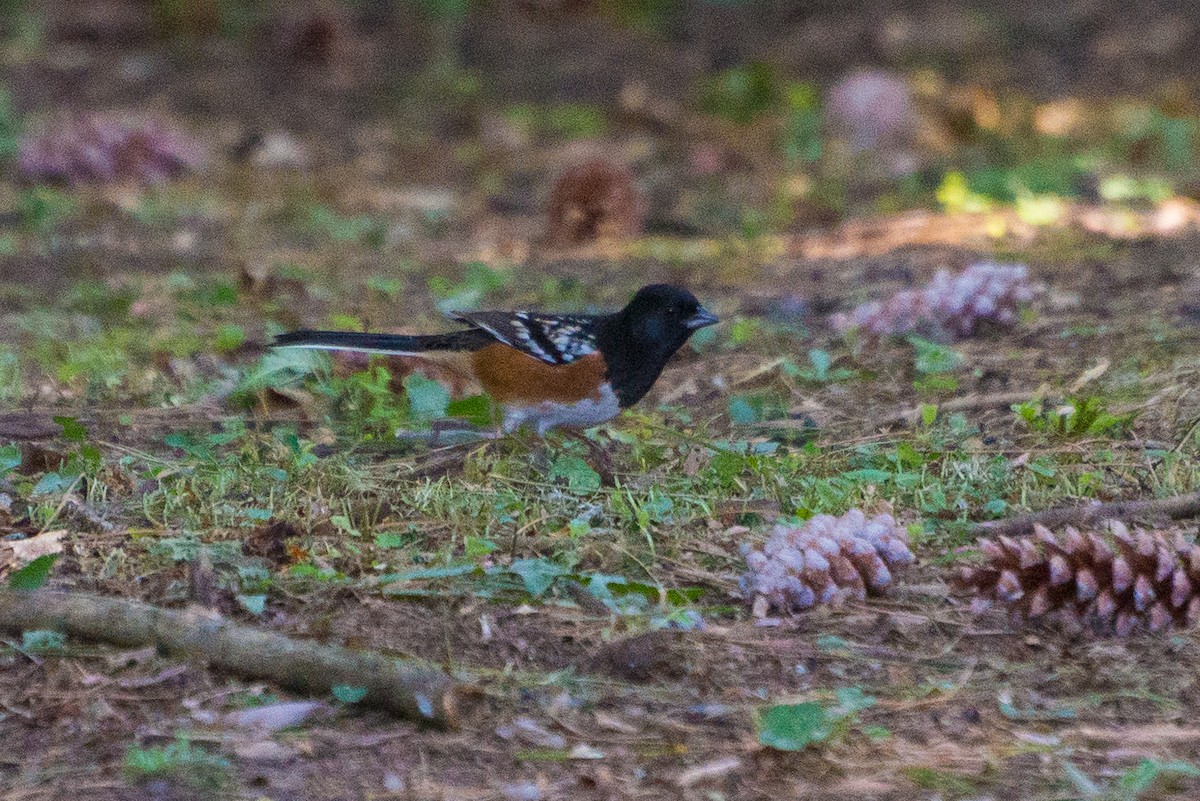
[
  {"left": 545, "top": 159, "right": 644, "bottom": 245},
  {"left": 54, "top": 0, "right": 152, "bottom": 45},
  {"left": 245, "top": 519, "right": 300, "bottom": 568},
  {"left": 274, "top": 3, "right": 347, "bottom": 66},
  {"left": 254, "top": 2, "right": 355, "bottom": 90}
]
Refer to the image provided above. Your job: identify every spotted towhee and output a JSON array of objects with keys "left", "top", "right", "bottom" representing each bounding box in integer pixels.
[{"left": 274, "top": 284, "right": 719, "bottom": 434}]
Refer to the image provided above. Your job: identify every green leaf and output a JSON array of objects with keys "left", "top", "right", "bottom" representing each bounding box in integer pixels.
[
  {"left": 861, "top": 725, "right": 891, "bottom": 741},
  {"left": 700, "top": 61, "right": 780, "bottom": 125},
  {"left": 53, "top": 415, "right": 87, "bottom": 442},
  {"left": 585, "top": 574, "right": 662, "bottom": 605},
  {"left": 21, "top": 629, "right": 66, "bottom": 652},
  {"left": 920, "top": 404, "right": 938, "bottom": 426},
  {"left": 367, "top": 276, "right": 405, "bottom": 299},
  {"left": 807, "top": 348, "right": 831, "bottom": 378},
  {"left": 757, "top": 702, "right": 830, "bottom": 751},
  {"left": 727, "top": 395, "right": 757, "bottom": 424},
  {"left": 982, "top": 498, "right": 1007, "bottom": 517},
  {"left": 908, "top": 336, "right": 963, "bottom": 375},
  {"left": 840, "top": 469, "right": 893, "bottom": 484},
  {"left": 330, "top": 515, "right": 361, "bottom": 537},
  {"left": 446, "top": 394, "right": 495, "bottom": 427},
  {"left": 237, "top": 348, "right": 325, "bottom": 394},
  {"left": 708, "top": 451, "right": 744, "bottom": 482},
  {"left": 0, "top": 443, "right": 21, "bottom": 474},
  {"left": 378, "top": 563, "right": 478, "bottom": 586},
  {"left": 236, "top": 594, "right": 266, "bottom": 615},
  {"left": 464, "top": 535, "right": 496, "bottom": 557},
  {"left": 548, "top": 455, "right": 601, "bottom": 493},
  {"left": 1119, "top": 759, "right": 1200, "bottom": 795},
  {"left": 213, "top": 324, "right": 246, "bottom": 353},
  {"left": 331, "top": 684, "right": 368, "bottom": 704},
  {"left": 9, "top": 553, "right": 58, "bottom": 589},
  {"left": 832, "top": 686, "right": 876, "bottom": 715},
  {"left": 509, "top": 557, "right": 569, "bottom": 597},
  {"left": 374, "top": 532, "right": 407, "bottom": 549},
  {"left": 404, "top": 373, "right": 450, "bottom": 420},
  {"left": 912, "top": 374, "right": 959, "bottom": 393}
]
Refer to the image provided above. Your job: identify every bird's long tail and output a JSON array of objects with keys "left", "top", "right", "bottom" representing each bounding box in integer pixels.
[{"left": 273, "top": 329, "right": 490, "bottom": 356}]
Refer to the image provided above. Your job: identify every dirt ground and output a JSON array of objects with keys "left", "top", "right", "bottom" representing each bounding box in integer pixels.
[{"left": 4, "top": 1, "right": 1200, "bottom": 799}]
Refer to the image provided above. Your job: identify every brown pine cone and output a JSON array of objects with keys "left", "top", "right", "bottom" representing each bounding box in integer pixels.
[
  {"left": 955, "top": 521, "right": 1200, "bottom": 636},
  {"left": 545, "top": 159, "right": 644, "bottom": 245}
]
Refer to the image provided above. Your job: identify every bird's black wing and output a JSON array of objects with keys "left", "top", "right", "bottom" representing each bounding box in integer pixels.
[{"left": 450, "top": 311, "right": 600, "bottom": 365}]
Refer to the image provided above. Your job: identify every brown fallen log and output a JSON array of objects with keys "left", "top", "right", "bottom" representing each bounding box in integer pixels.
[{"left": 0, "top": 588, "right": 468, "bottom": 728}]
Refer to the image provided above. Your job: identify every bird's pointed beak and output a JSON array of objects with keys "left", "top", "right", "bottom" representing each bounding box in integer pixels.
[{"left": 684, "top": 307, "right": 720, "bottom": 330}]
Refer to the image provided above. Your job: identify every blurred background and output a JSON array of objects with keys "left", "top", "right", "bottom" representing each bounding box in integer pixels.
[{"left": 0, "top": 0, "right": 1198, "bottom": 403}]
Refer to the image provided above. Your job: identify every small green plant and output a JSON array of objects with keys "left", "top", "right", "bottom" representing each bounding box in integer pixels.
[
  {"left": 727, "top": 392, "right": 789, "bottom": 425},
  {"left": 20, "top": 629, "right": 66, "bottom": 653},
  {"left": 295, "top": 203, "right": 385, "bottom": 247},
  {"left": 503, "top": 103, "right": 609, "bottom": 141},
  {"left": 699, "top": 61, "right": 780, "bottom": 125},
  {"left": 19, "top": 185, "right": 77, "bottom": 236},
  {"left": 1061, "top": 757, "right": 1200, "bottom": 800},
  {"left": 22, "top": 416, "right": 102, "bottom": 511},
  {"left": 1013, "top": 396, "right": 1135, "bottom": 439},
  {"left": 788, "top": 349, "right": 856, "bottom": 384},
  {"left": 781, "top": 82, "right": 822, "bottom": 165},
  {"left": 212, "top": 324, "right": 245, "bottom": 353},
  {"left": 366, "top": 275, "right": 406, "bottom": 299},
  {"left": 908, "top": 335, "right": 962, "bottom": 393},
  {"left": 124, "top": 735, "right": 233, "bottom": 794},
  {"left": 0, "top": 346, "right": 21, "bottom": 402},
  {"left": 427, "top": 261, "right": 508, "bottom": 313},
  {"left": 756, "top": 687, "right": 878, "bottom": 751}
]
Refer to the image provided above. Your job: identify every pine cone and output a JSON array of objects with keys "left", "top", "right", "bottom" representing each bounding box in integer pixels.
[
  {"left": 18, "top": 113, "right": 203, "bottom": 187},
  {"left": 826, "top": 69, "right": 915, "bottom": 151},
  {"left": 545, "top": 159, "right": 644, "bottom": 245},
  {"left": 741, "top": 509, "right": 914, "bottom": 616},
  {"left": 831, "top": 261, "right": 1036, "bottom": 339},
  {"left": 955, "top": 522, "right": 1200, "bottom": 636}
]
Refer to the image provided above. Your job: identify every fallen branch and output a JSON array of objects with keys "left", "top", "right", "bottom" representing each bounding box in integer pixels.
[
  {"left": 884, "top": 389, "right": 1041, "bottom": 427},
  {"left": 62, "top": 493, "right": 116, "bottom": 533},
  {"left": 969, "top": 491, "right": 1200, "bottom": 538},
  {"left": 0, "top": 589, "right": 468, "bottom": 728}
]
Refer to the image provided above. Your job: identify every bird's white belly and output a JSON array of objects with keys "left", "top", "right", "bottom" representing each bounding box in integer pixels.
[{"left": 502, "top": 384, "right": 621, "bottom": 435}]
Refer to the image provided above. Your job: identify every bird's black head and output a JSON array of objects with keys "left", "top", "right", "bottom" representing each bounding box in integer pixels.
[
  {"left": 598, "top": 284, "right": 719, "bottom": 406},
  {"left": 620, "top": 284, "right": 719, "bottom": 353}
]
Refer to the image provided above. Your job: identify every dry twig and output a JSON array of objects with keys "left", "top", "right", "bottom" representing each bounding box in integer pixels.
[{"left": 968, "top": 491, "right": 1200, "bottom": 538}]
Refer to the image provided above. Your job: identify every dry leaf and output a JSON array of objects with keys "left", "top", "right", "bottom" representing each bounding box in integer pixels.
[{"left": 9, "top": 529, "right": 66, "bottom": 565}]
